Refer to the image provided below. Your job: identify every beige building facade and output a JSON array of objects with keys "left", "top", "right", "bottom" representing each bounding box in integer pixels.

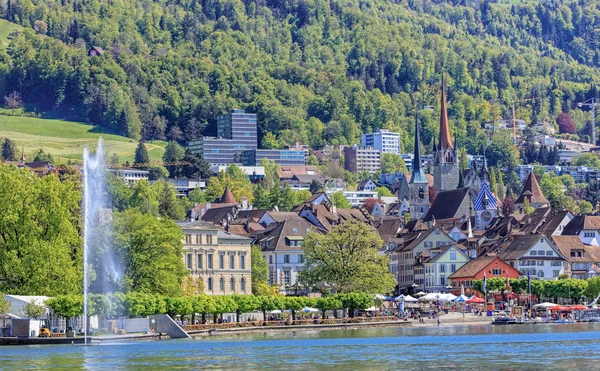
[{"left": 179, "top": 221, "right": 252, "bottom": 295}]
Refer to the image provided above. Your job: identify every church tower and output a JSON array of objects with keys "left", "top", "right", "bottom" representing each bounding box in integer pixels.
[
  {"left": 433, "top": 74, "right": 460, "bottom": 192},
  {"left": 409, "top": 108, "right": 429, "bottom": 220},
  {"left": 474, "top": 176, "right": 497, "bottom": 230}
]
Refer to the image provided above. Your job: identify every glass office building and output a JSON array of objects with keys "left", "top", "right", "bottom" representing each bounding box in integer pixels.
[{"left": 241, "top": 149, "right": 306, "bottom": 166}]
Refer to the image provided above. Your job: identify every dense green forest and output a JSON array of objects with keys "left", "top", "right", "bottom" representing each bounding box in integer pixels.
[{"left": 1, "top": 0, "right": 600, "bottom": 155}]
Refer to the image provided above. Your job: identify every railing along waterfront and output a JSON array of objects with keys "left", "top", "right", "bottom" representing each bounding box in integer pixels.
[{"left": 184, "top": 316, "right": 398, "bottom": 331}]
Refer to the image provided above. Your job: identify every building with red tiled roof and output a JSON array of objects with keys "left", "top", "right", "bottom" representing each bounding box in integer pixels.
[
  {"left": 552, "top": 235, "right": 600, "bottom": 279},
  {"left": 448, "top": 256, "right": 521, "bottom": 296},
  {"left": 515, "top": 172, "right": 550, "bottom": 209}
]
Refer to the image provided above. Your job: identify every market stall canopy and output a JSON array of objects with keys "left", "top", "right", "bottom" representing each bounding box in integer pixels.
[
  {"left": 415, "top": 291, "right": 426, "bottom": 297},
  {"left": 532, "top": 302, "right": 556, "bottom": 309},
  {"left": 302, "top": 307, "right": 319, "bottom": 313},
  {"left": 453, "top": 295, "right": 470, "bottom": 302},
  {"left": 568, "top": 305, "right": 587, "bottom": 311},
  {"left": 466, "top": 296, "right": 486, "bottom": 303},
  {"left": 403, "top": 295, "right": 419, "bottom": 302},
  {"left": 549, "top": 305, "right": 570, "bottom": 311}
]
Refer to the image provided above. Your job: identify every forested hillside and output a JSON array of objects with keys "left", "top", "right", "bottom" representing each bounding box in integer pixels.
[{"left": 1, "top": 0, "right": 600, "bottom": 155}]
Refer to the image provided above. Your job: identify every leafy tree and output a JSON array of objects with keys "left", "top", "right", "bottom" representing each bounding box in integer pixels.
[
  {"left": 309, "top": 179, "right": 323, "bottom": 194},
  {"left": 331, "top": 191, "right": 352, "bottom": 209},
  {"left": 188, "top": 188, "right": 206, "bottom": 204},
  {"left": 556, "top": 113, "right": 576, "bottom": 134},
  {"left": 130, "top": 180, "right": 159, "bottom": 215},
  {"left": 134, "top": 140, "right": 150, "bottom": 165},
  {"left": 110, "top": 209, "right": 187, "bottom": 296},
  {"left": 205, "top": 165, "right": 253, "bottom": 203},
  {"left": 502, "top": 194, "right": 515, "bottom": 216},
  {"left": 4, "top": 91, "right": 22, "bottom": 114},
  {"left": 251, "top": 245, "right": 269, "bottom": 295},
  {"left": 152, "top": 180, "right": 186, "bottom": 220},
  {"left": 171, "top": 153, "right": 211, "bottom": 180},
  {"left": 32, "top": 149, "right": 53, "bottom": 163},
  {"left": 0, "top": 165, "right": 82, "bottom": 295},
  {"left": 307, "top": 154, "right": 319, "bottom": 166},
  {"left": 580, "top": 200, "right": 593, "bottom": 214},
  {"left": 316, "top": 296, "right": 342, "bottom": 319},
  {"left": 374, "top": 186, "right": 392, "bottom": 197},
  {"left": 232, "top": 294, "right": 259, "bottom": 322},
  {"left": 573, "top": 153, "right": 600, "bottom": 169},
  {"left": 181, "top": 276, "right": 205, "bottom": 296},
  {"left": 522, "top": 198, "right": 534, "bottom": 215},
  {"left": 23, "top": 300, "right": 46, "bottom": 319},
  {"left": 336, "top": 292, "right": 373, "bottom": 317},
  {"left": 380, "top": 153, "right": 407, "bottom": 173},
  {"left": 46, "top": 295, "right": 83, "bottom": 329},
  {"left": 1, "top": 138, "right": 17, "bottom": 161},
  {"left": 300, "top": 220, "right": 396, "bottom": 294},
  {"left": 0, "top": 294, "right": 9, "bottom": 314}
]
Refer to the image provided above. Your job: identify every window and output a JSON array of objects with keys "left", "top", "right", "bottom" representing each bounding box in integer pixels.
[
  {"left": 185, "top": 234, "right": 191, "bottom": 244},
  {"left": 440, "top": 277, "right": 446, "bottom": 285},
  {"left": 284, "top": 255, "right": 290, "bottom": 264},
  {"left": 219, "top": 255, "right": 224, "bottom": 269},
  {"left": 196, "top": 234, "right": 201, "bottom": 244},
  {"left": 538, "top": 250, "right": 544, "bottom": 256},
  {"left": 208, "top": 254, "right": 213, "bottom": 269},
  {"left": 451, "top": 264, "right": 456, "bottom": 273},
  {"left": 492, "top": 268, "right": 501, "bottom": 275},
  {"left": 186, "top": 254, "right": 192, "bottom": 269},
  {"left": 230, "top": 277, "right": 235, "bottom": 292},
  {"left": 230, "top": 254, "right": 235, "bottom": 269},
  {"left": 537, "top": 261, "right": 544, "bottom": 266},
  {"left": 424, "top": 242, "right": 432, "bottom": 248},
  {"left": 585, "top": 232, "right": 596, "bottom": 238},
  {"left": 298, "top": 254, "right": 305, "bottom": 263},
  {"left": 269, "top": 256, "right": 273, "bottom": 264},
  {"left": 530, "top": 250, "right": 537, "bottom": 256},
  {"left": 208, "top": 234, "right": 214, "bottom": 244},
  {"left": 283, "top": 269, "right": 290, "bottom": 285},
  {"left": 440, "top": 264, "right": 446, "bottom": 273},
  {"left": 537, "top": 271, "right": 545, "bottom": 278},
  {"left": 219, "top": 277, "right": 224, "bottom": 291},
  {"left": 241, "top": 277, "right": 246, "bottom": 292},
  {"left": 450, "top": 250, "right": 457, "bottom": 261},
  {"left": 546, "top": 251, "right": 553, "bottom": 256},
  {"left": 240, "top": 255, "right": 246, "bottom": 270},
  {"left": 197, "top": 254, "right": 202, "bottom": 270},
  {"left": 553, "top": 270, "right": 560, "bottom": 278},
  {"left": 292, "top": 228, "right": 298, "bottom": 233},
  {"left": 208, "top": 277, "right": 213, "bottom": 291},
  {"left": 452, "top": 232, "right": 459, "bottom": 241},
  {"left": 435, "top": 229, "right": 441, "bottom": 235}
]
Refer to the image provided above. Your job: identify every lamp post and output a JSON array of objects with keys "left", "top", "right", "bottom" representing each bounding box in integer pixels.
[
  {"left": 578, "top": 98, "right": 600, "bottom": 146},
  {"left": 412, "top": 282, "right": 418, "bottom": 294}
]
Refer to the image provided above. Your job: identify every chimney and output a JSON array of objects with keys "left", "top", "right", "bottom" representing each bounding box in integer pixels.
[
  {"left": 274, "top": 205, "right": 279, "bottom": 212},
  {"left": 332, "top": 205, "right": 337, "bottom": 214},
  {"left": 242, "top": 197, "right": 248, "bottom": 210}
]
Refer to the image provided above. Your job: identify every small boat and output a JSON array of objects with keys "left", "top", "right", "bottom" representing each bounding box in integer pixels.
[
  {"left": 492, "top": 316, "right": 524, "bottom": 325},
  {"left": 553, "top": 318, "right": 576, "bottom": 324},
  {"left": 71, "top": 340, "right": 100, "bottom": 346}
]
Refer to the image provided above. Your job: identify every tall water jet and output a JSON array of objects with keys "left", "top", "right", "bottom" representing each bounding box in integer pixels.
[{"left": 82, "top": 139, "right": 120, "bottom": 343}]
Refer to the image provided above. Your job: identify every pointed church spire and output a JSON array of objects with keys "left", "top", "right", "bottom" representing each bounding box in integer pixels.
[
  {"left": 410, "top": 103, "right": 427, "bottom": 185},
  {"left": 439, "top": 71, "right": 454, "bottom": 151}
]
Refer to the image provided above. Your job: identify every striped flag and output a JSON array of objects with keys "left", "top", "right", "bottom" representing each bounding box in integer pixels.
[{"left": 527, "top": 271, "right": 531, "bottom": 292}]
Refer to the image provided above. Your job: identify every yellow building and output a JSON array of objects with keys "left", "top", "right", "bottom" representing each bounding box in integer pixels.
[{"left": 179, "top": 220, "right": 252, "bottom": 295}]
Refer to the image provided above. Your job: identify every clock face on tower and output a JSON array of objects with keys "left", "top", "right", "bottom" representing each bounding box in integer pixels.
[{"left": 482, "top": 210, "right": 492, "bottom": 222}]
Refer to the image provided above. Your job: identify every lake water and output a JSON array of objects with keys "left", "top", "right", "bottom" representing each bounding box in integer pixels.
[{"left": 2, "top": 323, "right": 600, "bottom": 370}]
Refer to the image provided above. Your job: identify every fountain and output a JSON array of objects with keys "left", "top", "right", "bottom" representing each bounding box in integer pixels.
[{"left": 82, "top": 140, "right": 122, "bottom": 344}]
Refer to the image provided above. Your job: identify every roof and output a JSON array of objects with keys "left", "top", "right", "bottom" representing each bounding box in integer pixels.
[
  {"left": 236, "top": 209, "right": 269, "bottom": 222},
  {"left": 562, "top": 215, "right": 600, "bottom": 235},
  {"left": 179, "top": 220, "right": 220, "bottom": 231},
  {"left": 515, "top": 172, "right": 548, "bottom": 205},
  {"left": 423, "top": 187, "right": 471, "bottom": 222},
  {"left": 448, "top": 256, "right": 509, "bottom": 279},
  {"left": 498, "top": 235, "right": 561, "bottom": 261},
  {"left": 200, "top": 206, "right": 237, "bottom": 224},
  {"left": 89, "top": 46, "right": 104, "bottom": 55},
  {"left": 517, "top": 207, "right": 551, "bottom": 235},
  {"left": 217, "top": 229, "right": 252, "bottom": 242},
  {"left": 278, "top": 165, "right": 321, "bottom": 180},
  {"left": 373, "top": 217, "right": 403, "bottom": 242},
  {"left": 4, "top": 295, "right": 50, "bottom": 305},
  {"left": 219, "top": 186, "right": 237, "bottom": 204},
  {"left": 357, "top": 179, "right": 375, "bottom": 190},
  {"left": 395, "top": 228, "right": 437, "bottom": 252},
  {"left": 540, "top": 211, "right": 572, "bottom": 235},
  {"left": 257, "top": 219, "right": 322, "bottom": 252},
  {"left": 401, "top": 219, "right": 428, "bottom": 235},
  {"left": 551, "top": 236, "right": 593, "bottom": 263},
  {"left": 438, "top": 75, "right": 453, "bottom": 151},
  {"left": 473, "top": 180, "right": 497, "bottom": 211}
]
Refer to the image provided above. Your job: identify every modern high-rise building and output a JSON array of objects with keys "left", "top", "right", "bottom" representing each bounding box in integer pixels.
[
  {"left": 188, "top": 109, "right": 258, "bottom": 166},
  {"left": 361, "top": 129, "right": 401, "bottom": 155},
  {"left": 344, "top": 145, "right": 381, "bottom": 173}
]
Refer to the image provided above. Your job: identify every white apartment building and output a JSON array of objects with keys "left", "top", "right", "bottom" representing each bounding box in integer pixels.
[{"left": 362, "top": 129, "right": 401, "bottom": 155}]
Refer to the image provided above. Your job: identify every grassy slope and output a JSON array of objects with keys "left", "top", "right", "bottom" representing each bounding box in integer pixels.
[
  {"left": 0, "top": 115, "right": 166, "bottom": 164},
  {"left": 0, "top": 19, "right": 23, "bottom": 45}
]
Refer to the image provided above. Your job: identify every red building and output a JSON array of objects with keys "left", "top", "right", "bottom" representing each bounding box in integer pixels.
[{"left": 448, "top": 255, "right": 521, "bottom": 296}]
